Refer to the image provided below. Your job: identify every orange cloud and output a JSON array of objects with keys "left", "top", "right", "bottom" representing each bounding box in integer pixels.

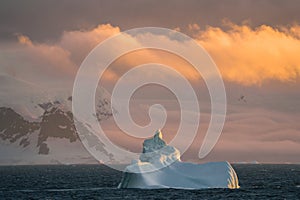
[
  {"left": 194, "top": 22, "right": 300, "bottom": 85},
  {"left": 15, "top": 34, "right": 76, "bottom": 76},
  {"left": 1, "top": 24, "right": 120, "bottom": 86},
  {"left": 105, "top": 49, "right": 200, "bottom": 83},
  {"left": 17, "top": 35, "right": 32, "bottom": 46},
  {"left": 99, "top": 23, "right": 300, "bottom": 86},
  {"left": 60, "top": 24, "right": 120, "bottom": 65},
  {"left": 8, "top": 23, "right": 300, "bottom": 86}
]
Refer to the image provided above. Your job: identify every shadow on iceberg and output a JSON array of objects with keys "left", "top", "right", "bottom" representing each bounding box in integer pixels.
[{"left": 118, "top": 130, "right": 239, "bottom": 189}]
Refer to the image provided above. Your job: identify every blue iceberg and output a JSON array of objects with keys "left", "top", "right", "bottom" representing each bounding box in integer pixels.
[{"left": 118, "top": 130, "right": 239, "bottom": 189}]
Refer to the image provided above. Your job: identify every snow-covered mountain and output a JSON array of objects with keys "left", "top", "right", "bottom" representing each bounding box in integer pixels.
[{"left": 0, "top": 74, "right": 113, "bottom": 165}]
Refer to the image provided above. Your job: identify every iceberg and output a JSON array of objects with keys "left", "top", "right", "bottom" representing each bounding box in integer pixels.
[{"left": 118, "top": 130, "right": 239, "bottom": 189}]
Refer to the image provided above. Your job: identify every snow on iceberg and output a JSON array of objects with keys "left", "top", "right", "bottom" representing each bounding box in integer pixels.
[{"left": 118, "top": 130, "right": 239, "bottom": 189}]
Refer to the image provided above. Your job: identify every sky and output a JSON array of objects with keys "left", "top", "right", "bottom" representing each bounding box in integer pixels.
[{"left": 0, "top": 0, "right": 300, "bottom": 163}]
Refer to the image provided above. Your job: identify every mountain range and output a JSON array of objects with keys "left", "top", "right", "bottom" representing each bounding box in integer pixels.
[{"left": 0, "top": 74, "right": 113, "bottom": 165}]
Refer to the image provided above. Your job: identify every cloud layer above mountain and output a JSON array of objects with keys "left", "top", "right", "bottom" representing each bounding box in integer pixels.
[{"left": 1, "top": 22, "right": 300, "bottom": 86}]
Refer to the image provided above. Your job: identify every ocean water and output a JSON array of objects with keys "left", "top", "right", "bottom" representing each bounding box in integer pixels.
[{"left": 0, "top": 164, "right": 299, "bottom": 199}]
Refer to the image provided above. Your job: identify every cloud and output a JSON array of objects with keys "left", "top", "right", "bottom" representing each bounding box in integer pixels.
[
  {"left": 3, "top": 22, "right": 300, "bottom": 87},
  {"left": 0, "top": 24, "right": 120, "bottom": 87},
  {"left": 0, "top": 35, "right": 76, "bottom": 87},
  {"left": 17, "top": 34, "right": 32, "bottom": 46},
  {"left": 57, "top": 22, "right": 300, "bottom": 87},
  {"left": 195, "top": 22, "right": 300, "bottom": 85},
  {"left": 60, "top": 24, "right": 120, "bottom": 65},
  {"left": 98, "top": 23, "right": 300, "bottom": 87}
]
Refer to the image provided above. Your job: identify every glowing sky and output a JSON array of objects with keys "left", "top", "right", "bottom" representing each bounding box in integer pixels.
[{"left": 0, "top": 0, "right": 299, "bottom": 163}]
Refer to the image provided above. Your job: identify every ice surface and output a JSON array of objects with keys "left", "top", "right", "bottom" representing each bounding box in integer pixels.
[{"left": 118, "top": 130, "right": 239, "bottom": 189}]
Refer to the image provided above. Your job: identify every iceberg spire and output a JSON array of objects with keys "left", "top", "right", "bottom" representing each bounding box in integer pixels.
[{"left": 154, "top": 129, "right": 163, "bottom": 140}]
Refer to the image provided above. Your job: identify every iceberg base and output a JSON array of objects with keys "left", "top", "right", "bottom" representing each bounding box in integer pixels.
[{"left": 118, "top": 161, "right": 239, "bottom": 189}]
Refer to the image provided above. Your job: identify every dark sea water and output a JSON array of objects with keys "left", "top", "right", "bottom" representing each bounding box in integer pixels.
[{"left": 0, "top": 164, "right": 299, "bottom": 200}]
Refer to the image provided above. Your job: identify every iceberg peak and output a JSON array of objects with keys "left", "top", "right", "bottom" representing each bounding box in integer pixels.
[
  {"left": 154, "top": 129, "right": 163, "bottom": 139},
  {"left": 139, "top": 130, "right": 181, "bottom": 164},
  {"left": 142, "top": 129, "right": 166, "bottom": 153}
]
